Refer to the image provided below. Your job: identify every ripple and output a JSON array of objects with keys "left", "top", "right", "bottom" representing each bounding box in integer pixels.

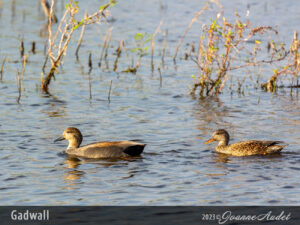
[{"left": 0, "top": 0, "right": 299, "bottom": 206}]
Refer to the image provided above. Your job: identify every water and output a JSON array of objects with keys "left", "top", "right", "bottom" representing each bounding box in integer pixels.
[{"left": 0, "top": 0, "right": 299, "bottom": 205}]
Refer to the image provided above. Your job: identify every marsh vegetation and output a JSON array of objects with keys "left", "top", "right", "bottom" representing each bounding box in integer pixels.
[{"left": 0, "top": 0, "right": 299, "bottom": 205}]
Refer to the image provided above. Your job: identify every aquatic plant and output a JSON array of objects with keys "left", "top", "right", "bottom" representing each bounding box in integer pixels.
[
  {"left": 0, "top": 57, "right": 6, "bottom": 81},
  {"left": 173, "top": 4, "right": 209, "bottom": 62},
  {"left": 261, "top": 31, "right": 300, "bottom": 92},
  {"left": 41, "top": 0, "right": 116, "bottom": 93},
  {"left": 188, "top": 13, "right": 290, "bottom": 97},
  {"left": 98, "top": 27, "right": 113, "bottom": 69},
  {"left": 123, "top": 32, "right": 152, "bottom": 73},
  {"left": 151, "top": 20, "right": 163, "bottom": 72},
  {"left": 15, "top": 55, "right": 27, "bottom": 103}
]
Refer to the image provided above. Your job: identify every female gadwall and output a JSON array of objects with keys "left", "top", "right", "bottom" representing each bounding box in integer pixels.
[
  {"left": 205, "top": 129, "right": 287, "bottom": 156},
  {"left": 54, "top": 127, "right": 146, "bottom": 159}
]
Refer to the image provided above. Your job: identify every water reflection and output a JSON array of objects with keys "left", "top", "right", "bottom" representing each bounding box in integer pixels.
[
  {"left": 65, "top": 157, "right": 81, "bottom": 169},
  {"left": 191, "top": 96, "right": 235, "bottom": 134},
  {"left": 62, "top": 156, "right": 142, "bottom": 187},
  {"left": 213, "top": 153, "right": 231, "bottom": 164},
  {"left": 39, "top": 96, "right": 67, "bottom": 118},
  {"left": 63, "top": 158, "right": 84, "bottom": 189}
]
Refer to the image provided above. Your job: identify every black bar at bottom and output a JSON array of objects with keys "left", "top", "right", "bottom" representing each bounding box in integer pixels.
[{"left": 0, "top": 206, "right": 299, "bottom": 225}]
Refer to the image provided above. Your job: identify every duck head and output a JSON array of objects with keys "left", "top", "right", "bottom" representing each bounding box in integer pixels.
[
  {"left": 54, "top": 127, "right": 83, "bottom": 149},
  {"left": 205, "top": 129, "right": 230, "bottom": 146}
]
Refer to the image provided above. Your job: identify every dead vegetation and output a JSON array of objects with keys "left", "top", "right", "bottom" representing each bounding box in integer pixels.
[{"left": 41, "top": 0, "right": 114, "bottom": 93}]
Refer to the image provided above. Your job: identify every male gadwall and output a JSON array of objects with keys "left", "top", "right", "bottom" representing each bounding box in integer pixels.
[
  {"left": 205, "top": 129, "right": 287, "bottom": 156},
  {"left": 54, "top": 127, "right": 146, "bottom": 159}
]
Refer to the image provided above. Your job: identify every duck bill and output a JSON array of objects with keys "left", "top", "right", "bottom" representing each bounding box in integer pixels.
[
  {"left": 54, "top": 136, "right": 65, "bottom": 143},
  {"left": 204, "top": 138, "right": 215, "bottom": 144}
]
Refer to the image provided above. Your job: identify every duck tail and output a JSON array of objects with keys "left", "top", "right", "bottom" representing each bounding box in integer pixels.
[
  {"left": 124, "top": 144, "right": 146, "bottom": 156},
  {"left": 266, "top": 143, "right": 288, "bottom": 154}
]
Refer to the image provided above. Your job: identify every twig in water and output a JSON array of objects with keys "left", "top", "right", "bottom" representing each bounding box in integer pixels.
[
  {"left": 88, "top": 52, "right": 92, "bottom": 74},
  {"left": 42, "top": 54, "right": 48, "bottom": 74},
  {"left": 173, "top": 4, "right": 209, "bottom": 61},
  {"left": 11, "top": 0, "right": 15, "bottom": 24},
  {"left": 42, "top": 0, "right": 112, "bottom": 93},
  {"left": 161, "top": 29, "right": 168, "bottom": 66},
  {"left": 104, "top": 29, "right": 112, "bottom": 70},
  {"left": 0, "top": 57, "right": 6, "bottom": 81},
  {"left": 0, "top": 1, "right": 3, "bottom": 18},
  {"left": 20, "top": 38, "right": 24, "bottom": 58},
  {"left": 99, "top": 28, "right": 113, "bottom": 67},
  {"left": 75, "top": 11, "right": 88, "bottom": 61},
  {"left": 21, "top": 55, "right": 27, "bottom": 82},
  {"left": 31, "top": 41, "right": 36, "bottom": 54},
  {"left": 108, "top": 80, "right": 112, "bottom": 103},
  {"left": 158, "top": 67, "right": 162, "bottom": 88},
  {"left": 22, "top": 10, "right": 26, "bottom": 23},
  {"left": 43, "top": 40, "right": 47, "bottom": 55},
  {"left": 88, "top": 72, "right": 92, "bottom": 100},
  {"left": 113, "top": 40, "right": 124, "bottom": 71},
  {"left": 40, "top": 0, "right": 57, "bottom": 23},
  {"left": 151, "top": 20, "right": 163, "bottom": 72},
  {"left": 15, "top": 70, "right": 21, "bottom": 104},
  {"left": 16, "top": 55, "right": 27, "bottom": 103}
]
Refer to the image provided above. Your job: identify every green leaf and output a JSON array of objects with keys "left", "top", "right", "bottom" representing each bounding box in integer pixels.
[
  {"left": 145, "top": 34, "right": 153, "bottom": 42},
  {"left": 131, "top": 48, "right": 139, "bottom": 53},
  {"left": 110, "top": 0, "right": 117, "bottom": 7},
  {"left": 255, "top": 40, "right": 261, "bottom": 44},
  {"left": 134, "top": 33, "right": 144, "bottom": 41},
  {"left": 210, "top": 46, "right": 219, "bottom": 51},
  {"left": 99, "top": 3, "right": 109, "bottom": 10}
]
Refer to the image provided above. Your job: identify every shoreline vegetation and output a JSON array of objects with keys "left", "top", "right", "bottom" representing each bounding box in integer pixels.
[{"left": 0, "top": 0, "right": 299, "bottom": 101}]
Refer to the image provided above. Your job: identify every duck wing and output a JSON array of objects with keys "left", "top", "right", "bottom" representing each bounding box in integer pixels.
[
  {"left": 228, "top": 140, "right": 287, "bottom": 156},
  {"left": 67, "top": 141, "right": 145, "bottom": 158}
]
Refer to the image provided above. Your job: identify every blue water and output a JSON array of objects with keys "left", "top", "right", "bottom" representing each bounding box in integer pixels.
[{"left": 0, "top": 0, "right": 299, "bottom": 205}]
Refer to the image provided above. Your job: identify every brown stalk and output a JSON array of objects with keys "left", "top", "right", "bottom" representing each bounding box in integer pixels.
[
  {"left": 173, "top": 4, "right": 209, "bottom": 61},
  {"left": 158, "top": 67, "right": 162, "bottom": 87},
  {"left": 11, "top": 0, "right": 15, "bottom": 23},
  {"left": 108, "top": 80, "right": 112, "bottom": 103},
  {"left": 16, "top": 55, "right": 27, "bottom": 103},
  {"left": 99, "top": 28, "right": 113, "bottom": 67},
  {"left": 0, "top": 57, "right": 6, "bottom": 81},
  {"left": 42, "top": 0, "right": 111, "bottom": 93},
  {"left": 151, "top": 20, "right": 163, "bottom": 72},
  {"left": 88, "top": 72, "right": 92, "bottom": 100},
  {"left": 40, "top": 0, "right": 57, "bottom": 23},
  {"left": 88, "top": 52, "right": 92, "bottom": 74},
  {"left": 31, "top": 41, "right": 36, "bottom": 54},
  {"left": 161, "top": 29, "right": 168, "bottom": 66},
  {"left": 113, "top": 40, "right": 124, "bottom": 71},
  {"left": 104, "top": 29, "right": 112, "bottom": 69},
  {"left": 75, "top": 11, "right": 88, "bottom": 61},
  {"left": 262, "top": 31, "right": 299, "bottom": 92},
  {"left": 20, "top": 39, "right": 24, "bottom": 58}
]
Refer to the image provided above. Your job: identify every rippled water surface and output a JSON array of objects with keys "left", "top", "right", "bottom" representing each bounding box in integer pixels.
[{"left": 0, "top": 0, "right": 299, "bottom": 205}]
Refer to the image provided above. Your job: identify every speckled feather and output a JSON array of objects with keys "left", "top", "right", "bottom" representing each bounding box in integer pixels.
[
  {"left": 206, "top": 129, "right": 288, "bottom": 156},
  {"left": 216, "top": 140, "right": 287, "bottom": 156}
]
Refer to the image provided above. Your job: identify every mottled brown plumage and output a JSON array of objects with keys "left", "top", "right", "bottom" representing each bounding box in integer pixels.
[
  {"left": 54, "top": 127, "right": 146, "bottom": 159},
  {"left": 205, "top": 129, "right": 287, "bottom": 156}
]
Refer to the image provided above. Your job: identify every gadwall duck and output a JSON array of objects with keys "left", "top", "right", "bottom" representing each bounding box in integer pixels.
[
  {"left": 205, "top": 129, "right": 287, "bottom": 156},
  {"left": 54, "top": 127, "right": 146, "bottom": 159}
]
